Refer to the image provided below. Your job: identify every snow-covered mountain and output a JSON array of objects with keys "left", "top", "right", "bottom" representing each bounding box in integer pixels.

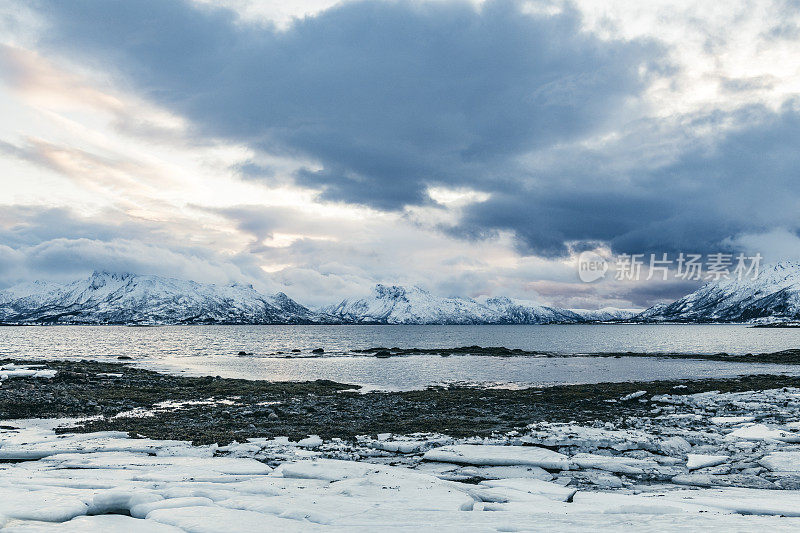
[
  {"left": 321, "top": 285, "right": 496, "bottom": 324},
  {"left": 484, "top": 297, "right": 585, "bottom": 324},
  {"left": 321, "top": 284, "right": 586, "bottom": 324},
  {"left": 0, "top": 271, "right": 333, "bottom": 325},
  {"left": 12, "top": 264, "right": 800, "bottom": 326},
  {"left": 569, "top": 307, "right": 642, "bottom": 322},
  {"left": 637, "top": 261, "right": 800, "bottom": 322}
]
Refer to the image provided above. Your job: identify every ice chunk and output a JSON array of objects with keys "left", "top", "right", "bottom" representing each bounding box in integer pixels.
[
  {"left": 131, "top": 497, "right": 215, "bottom": 519},
  {"left": 687, "top": 454, "right": 729, "bottom": 470},
  {"left": 328, "top": 469, "right": 475, "bottom": 512},
  {"left": 672, "top": 473, "right": 777, "bottom": 489},
  {"left": 371, "top": 439, "right": 428, "bottom": 453},
  {"left": 688, "top": 490, "right": 800, "bottom": 517},
  {"left": 423, "top": 444, "right": 570, "bottom": 470},
  {"left": 0, "top": 433, "right": 191, "bottom": 460},
  {"left": 296, "top": 435, "right": 323, "bottom": 448},
  {"left": 277, "top": 459, "right": 373, "bottom": 481},
  {"left": 479, "top": 478, "right": 578, "bottom": 502},
  {"left": 619, "top": 391, "right": 647, "bottom": 401},
  {"left": 659, "top": 436, "right": 691, "bottom": 455},
  {"left": 728, "top": 424, "right": 800, "bottom": 442},
  {"left": 710, "top": 416, "right": 755, "bottom": 425},
  {"left": 522, "top": 423, "right": 654, "bottom": 452},
  {"left": 603, "top": 504, "right": 684, "bottom": 515},
  {"left": 147, "top": 507, "right": 314, "bottom": 532},
  {"left": 2, "top": 515, "right": 185, "bottom": 532},
  {"left": 571, "top": 453, "right": 655, "bottom": 475},
  {"left": 0, "top": 489, "right": 88, "bottom": 522},
  {"left": 760, "top": 451, "right": 800, "bottom": 472},
  {"left": 0, "top": 365, "right": 57, "bottom": 380},
  {"left": 88, "top": 489, "right": 163, "bottom": 515},
  {"left": 43, "top": 452, "right": 272, "bottom": 477},
  {"left": 572, "top": 470, "right": 624, "bottom": 488},
  {"left": 452, "top": 465, "right": 553, "bottom": 481}
]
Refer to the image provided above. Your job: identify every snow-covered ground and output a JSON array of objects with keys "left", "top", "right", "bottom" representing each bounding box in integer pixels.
[
  {"left": 0, "top": 364, "right": 58, "bottom": 381},
  {"left": 3, "top": 386, "right": 800, "bottom": 531}
]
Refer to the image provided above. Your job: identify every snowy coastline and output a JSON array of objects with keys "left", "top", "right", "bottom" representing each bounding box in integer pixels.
[{"left": 3, "top": 364, "right": 800, "bottom": 530}]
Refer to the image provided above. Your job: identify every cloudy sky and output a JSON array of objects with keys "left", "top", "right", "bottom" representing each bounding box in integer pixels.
[{"left": 1, "top": 0, "right": 799, "bottom": 308}]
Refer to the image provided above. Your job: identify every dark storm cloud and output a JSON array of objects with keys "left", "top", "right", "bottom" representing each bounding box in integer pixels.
[
  {"left": 611, "top": 279, "right": 702, "bottom": 309},
  {"left": 29, "top": 0, "right": 800, "bottom": 259},
  {"left": 456, "top": 101, "right": 800, "bottom": 256},
  {"left": 454, "top": 187, "right": 671, "bottom": 256},
  {"left": 33, "top": 0, "right": 658, "bottom": 209}
]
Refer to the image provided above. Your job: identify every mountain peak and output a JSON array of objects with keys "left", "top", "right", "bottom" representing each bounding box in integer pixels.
[
  {"left": 90, "top": 270, "right": 135, "bottom": 280},
  {"left": 0, "top": 272, "right": 329, "bottom": 325},
  {"left": 373, "top": 284, "right": 411, "bottom": 300},
  {"left": 88, "top": 270, "right": 135, "bottom": 290}
]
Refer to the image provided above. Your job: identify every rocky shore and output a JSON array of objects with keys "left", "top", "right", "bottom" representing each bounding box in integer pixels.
[
  {"left": 5, "top": 359, "right": 800, "bottom": 530},
  {"left": 3, "top": 358, "right": 800, "bottom": 445},
  {"left": 353, "top": 346, "right": 800, "bottom": 364}
]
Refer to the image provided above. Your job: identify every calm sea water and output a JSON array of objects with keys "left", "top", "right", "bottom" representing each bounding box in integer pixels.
[{"left": 1, "top": 324, "right": 799, "bottom": 390}]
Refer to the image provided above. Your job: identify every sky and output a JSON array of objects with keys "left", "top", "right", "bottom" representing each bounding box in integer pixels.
[{"left": 1, "top": 0, "right": 799, "bottom": 309}]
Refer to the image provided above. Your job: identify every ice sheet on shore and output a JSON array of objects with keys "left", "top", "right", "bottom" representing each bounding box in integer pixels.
[
  {"left": 422, "top": 444, "right": 570, "bottom": 470},
  {"left": 0, "top": 424, "right": 190, "bottom": 460},
  {"left": 687, "top": 454, "right": 729, "bottom": 470},
  {"left": 571, "top": 453, "right": 659, "bottom": 474},
  {"left": 478, "top": 478, "right": 578, "bottom": 502},
  {"left": 6, "top": 384, "right": 800, "bottom": 530},
  {"left": 728, "top": 424, "right": 800, "bottom": 442},
  {"left": 760, "top": 451, "right": 800, "bottom": 472},
  {"left": 0, "top": 490, "right": 88, "bottom": 522},
  {"left": 0, "top": 364, "right": 57, "bottom": 381},
  {"left": 3, "top": 515, "right": 184, "bottom": 532}
]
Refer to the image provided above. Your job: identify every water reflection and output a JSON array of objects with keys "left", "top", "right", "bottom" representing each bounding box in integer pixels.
[{"left": 1, "top": 325, "right": 798, "bottom": 390}]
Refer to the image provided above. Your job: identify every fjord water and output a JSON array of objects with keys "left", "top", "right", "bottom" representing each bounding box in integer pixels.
[{"left": 2, "top": 324, "right": 799, "bottom": 390}]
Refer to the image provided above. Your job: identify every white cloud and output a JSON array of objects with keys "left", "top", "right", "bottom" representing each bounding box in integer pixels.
[
  {"left": 724, "top": 229, "right": 800, "bottom": 264},
  {"left": 574, "top": 0, "right": 800, "bottom": 115}
]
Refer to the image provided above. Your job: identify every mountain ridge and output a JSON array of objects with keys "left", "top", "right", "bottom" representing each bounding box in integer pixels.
[
  {"left": 0, "top": 271, "right": 333, "bottom": 325},
  {"left": 7, "top": 264, "right": 799, "bottom": 325},
  {"left": 636, "top": 261, "right": 800, "bottom": 323},
  {"left": 322, "top": 284, "right": 600, "bottom": 324}
]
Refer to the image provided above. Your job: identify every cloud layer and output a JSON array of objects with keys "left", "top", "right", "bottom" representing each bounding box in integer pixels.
[
  {"left": 458, "top": 101, "right": 800, "bottom": 256},
  {"left": 34, "top": 0, "right": 657, "bottom": 219},
  {"left": 1, "top": 0, "right": 799, "bottom": 308}
]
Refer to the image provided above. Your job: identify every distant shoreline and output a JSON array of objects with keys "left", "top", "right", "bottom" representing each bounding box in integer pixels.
[
  {"left": 0, "top": 321, "right": 786, "bottom": 326},
  {"left": 346, "top": 346, "right": 800, "bottom": 364}
]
